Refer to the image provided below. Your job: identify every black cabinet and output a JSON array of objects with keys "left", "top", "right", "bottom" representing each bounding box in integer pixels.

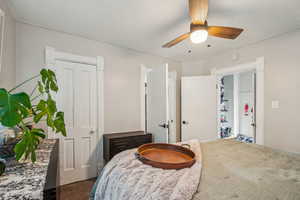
[{"left": 103, "top": 131, "right": 152, "bottom": 162}]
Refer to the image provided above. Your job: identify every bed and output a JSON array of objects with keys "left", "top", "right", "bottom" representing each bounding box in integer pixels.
[{"left": 91, "top": 139, "right": 300, "bottom": 200}]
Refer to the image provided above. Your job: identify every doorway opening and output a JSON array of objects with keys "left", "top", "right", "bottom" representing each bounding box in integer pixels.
[
  {"left": 140, "top": 65, "right": 177, "bottom": 143},
  {"left": 212, "top": 57, "right": 264, "bottom": 145},
  {"left": 217, "top": 71, "right": 256, "bottom": 143},
  {"left": 180, "top": 58, "right": 264, "bottom": 144}
]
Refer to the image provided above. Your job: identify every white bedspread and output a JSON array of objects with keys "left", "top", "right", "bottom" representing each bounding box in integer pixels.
[{"left": 94, "top": 140, "right": 202, "bottom": 200}]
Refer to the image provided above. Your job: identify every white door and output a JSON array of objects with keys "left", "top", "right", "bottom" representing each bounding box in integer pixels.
[
  {"left": 238, "top": 71, "right": 256, "bottom": 141},
  {"left": 181, "top": 76, "right": 217, "bottom": 142},
  {"left": 52, "top": 61, "right": 98, "bottom": 185},
  {"left": 252, "top": 72, "right": 256, "bottom": 142},
  {"left": 147, "top": 64, "right": 169, "bottom": 143}
]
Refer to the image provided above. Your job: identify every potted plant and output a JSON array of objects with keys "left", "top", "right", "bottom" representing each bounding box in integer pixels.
[{"left": 0, "top": 68, "right": 66, "bottom": 163}]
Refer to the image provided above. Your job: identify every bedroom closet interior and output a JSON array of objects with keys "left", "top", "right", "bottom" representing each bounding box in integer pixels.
[{"left": 218, "top": 71, "right": 256, "bottom": 143}]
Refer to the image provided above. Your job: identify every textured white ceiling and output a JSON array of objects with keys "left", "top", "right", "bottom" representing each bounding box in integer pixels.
[{"left": 9, "top": 0, "right": 300, "bottom": 61}]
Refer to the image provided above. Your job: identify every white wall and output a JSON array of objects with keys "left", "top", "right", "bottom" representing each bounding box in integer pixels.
[
  {"left": 182, "top": 61, "right": 211, "bottom": 76},
  {"left": 0, "top": 0, "right": 16, "bottom": 89},
  {"left": 16, "top": 22, "right": 182, "bottom": 135},
  {"left": 183, "top": 29, "right": 300, "bottom": 154}
]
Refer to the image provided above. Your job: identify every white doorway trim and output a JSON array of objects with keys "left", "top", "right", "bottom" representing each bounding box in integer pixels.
[
  {"left": 233, "top": 74, "right": 240, "bottom": 137},
  {"left": 140, "top": 65, "right": 153, "bottom": 131},
  {"left": 211, "top": 57, "right": 264, "bottom": 145},
  {"left": 45, "top": 46, "right": 104, "bottom": 168}
]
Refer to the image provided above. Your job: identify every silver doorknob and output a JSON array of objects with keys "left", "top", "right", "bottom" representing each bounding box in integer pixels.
[{"left": 90, "top": 130, "right": 95, "bottom": 134}]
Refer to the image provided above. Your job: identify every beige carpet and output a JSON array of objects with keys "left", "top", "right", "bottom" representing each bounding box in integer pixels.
[{"left": 193, "top": 139, "right": 300, "bottom": 200}]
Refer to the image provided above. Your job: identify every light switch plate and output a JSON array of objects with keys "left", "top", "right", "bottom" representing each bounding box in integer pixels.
[{"left": 272, "top": 101, "right": 279, "bottom": 109}]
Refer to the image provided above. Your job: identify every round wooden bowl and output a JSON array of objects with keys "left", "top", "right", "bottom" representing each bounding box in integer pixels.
[{"left": 135, "top": 143, "right": 196, "bottom": 170}]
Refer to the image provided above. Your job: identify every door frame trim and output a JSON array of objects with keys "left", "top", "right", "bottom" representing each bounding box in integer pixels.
[
  {"left": 211, "top": 57, "right": 264, "bottom": 145},
  {"left": 140, "top": 65, "right": 149, "bottom": 132},
  {"left": 45, "top": 46, "right": 105, "bottom": 170}
]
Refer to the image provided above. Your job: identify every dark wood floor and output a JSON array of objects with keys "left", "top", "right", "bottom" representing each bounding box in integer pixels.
[{"left": 60, "top": 179, "right": 96, "bottom": 200}]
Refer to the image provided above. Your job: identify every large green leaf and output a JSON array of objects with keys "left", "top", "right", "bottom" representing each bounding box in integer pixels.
[
  {"left": 34, "top": 95, "right": 57, "bottom": 129},
  {"left": 14, "top": 128, "right": 45, "bottom": 162},
  {"left": 11, "top": 92, "right": 31, "bottom": 108},
  {"left": 40, "top": 69, "right": 58, "bottom": 92},
  {"left": 37, "top": 81, "right": 44, "bottom": 93},
  {"left": 1, "top": 112, "right": 21, "bottom": 127},
  {"left": 31, "top": 128, "right": 46, "bottom": 139},
  {"left": 54, "top": 111, "right": 66, "bottom": 136},
  {"left": 0, "top": 89, "right": 31, "bottom": 127}
]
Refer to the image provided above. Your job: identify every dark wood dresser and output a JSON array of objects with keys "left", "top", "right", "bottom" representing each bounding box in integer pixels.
[
  {"left": 44, "top": 139, "right": 60, "bottom": 200},
  {"left": 103, "top": 131, "right": 152, "bottom": 162}
]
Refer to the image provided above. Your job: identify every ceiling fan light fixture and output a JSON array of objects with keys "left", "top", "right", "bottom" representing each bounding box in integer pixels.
[
  {"left": 161, "top": 0, "right": 243, "bottom": 48},
  {"left": 190, "top": 29, "right": 208, "bottom": 44}
]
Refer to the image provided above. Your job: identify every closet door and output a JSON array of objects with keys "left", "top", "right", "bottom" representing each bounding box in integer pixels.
[
  {"left": 181, "top": 76, "right": 217, "bottom": 142},
  {"left": 52, "top": 61, "right": 98, "bottom": 185}
]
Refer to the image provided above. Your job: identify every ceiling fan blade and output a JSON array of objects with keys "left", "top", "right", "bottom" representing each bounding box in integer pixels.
[
  {"left": 162, "top": 33, "right": 191, "bottom": 48},
  {"left": 208, "top": 26, "right": 243, "bottom": 39},
  {"left": 189, "top": 0, "right": 208, "bottom": 24}
]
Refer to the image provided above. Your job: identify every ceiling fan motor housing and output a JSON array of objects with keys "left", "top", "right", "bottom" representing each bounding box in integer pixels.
[{"left": 190, "top": 21, "right": 208, "bottom": 32}]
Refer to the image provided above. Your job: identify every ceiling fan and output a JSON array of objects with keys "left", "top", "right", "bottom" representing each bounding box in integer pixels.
[{"left": 162, "top": 0, "right": 243, "bottom": 48}]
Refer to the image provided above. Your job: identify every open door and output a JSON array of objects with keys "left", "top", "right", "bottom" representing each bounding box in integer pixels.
[
  {"left": 252, "top": 72, "right": 257, "bottom": 143},
  {"left": 238, "top": 71, "right": 256, "bottom": 143},
  {"left": 147, "top": 64, "right": 169, "bottom": 143},
  {"left": 168, "top": 72, "right": 177, "bottom": 143},
  {"left": 181, "top": 76, "right": 217, "bottom": 142}
]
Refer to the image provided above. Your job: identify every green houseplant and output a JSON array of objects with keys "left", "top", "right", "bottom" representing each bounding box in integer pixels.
[{"left": 0, "top": 69, "right": 66, "bottom": 162}]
